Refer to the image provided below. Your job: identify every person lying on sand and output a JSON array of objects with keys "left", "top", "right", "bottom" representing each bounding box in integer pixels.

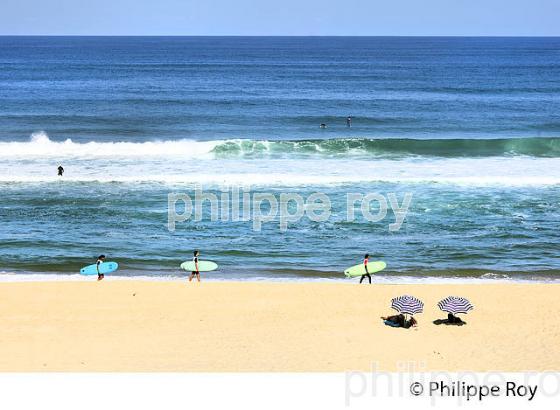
[
  {"left": 381, "top": 314, "right": 417, "bottom": 329},
  {"left": 433, "top": 313, "right": 466, "bottom": 326},
  {"left": 447, "top": 313, "right": 465, "bottom": 324}
]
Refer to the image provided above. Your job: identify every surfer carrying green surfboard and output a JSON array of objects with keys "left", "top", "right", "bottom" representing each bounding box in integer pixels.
[
  {"left": 359, "top": 254, "right": 371, "bottom": 284},
  {"left": 188, "top": 250, "right": 201, "bottom": 282},
  {"left": 344, "top": 258, "right": 385, "bottom": 280}
]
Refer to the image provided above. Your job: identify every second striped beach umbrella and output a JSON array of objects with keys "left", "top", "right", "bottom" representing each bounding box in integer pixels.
[{"left": 438, "top": 296, "right": 474, "bottom": 315}]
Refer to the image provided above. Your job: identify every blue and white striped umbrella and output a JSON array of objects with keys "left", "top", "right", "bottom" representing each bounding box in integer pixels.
[
  {"left": 438, "top": 296, "right": 474, "bottom": 315},
  {"left": 391, "top": 295, "right": 424, "bottom": 315}
]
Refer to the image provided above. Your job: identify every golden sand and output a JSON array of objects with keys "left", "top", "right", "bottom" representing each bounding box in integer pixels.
[{"left": 0, "top": 281, "right": 558, "bottom": 372}]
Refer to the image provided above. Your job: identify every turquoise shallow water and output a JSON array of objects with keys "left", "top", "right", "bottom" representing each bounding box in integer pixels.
[
  {"left": 1, "top": 181, "right": 559, "bottom": 281},
  {"left": 0, "top": 37, "right": 559, "bottom": 281}
]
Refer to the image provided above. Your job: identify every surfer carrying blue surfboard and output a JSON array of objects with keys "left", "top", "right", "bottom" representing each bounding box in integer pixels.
[
  {"left": 188, "top": 250, "right": 201, "bottom": 282},
  {"left": 359, "top": 254, "right": 371, "bottom": 284},
  {"left": 96, "top": 255, "right": 106, "bottom": 281}
]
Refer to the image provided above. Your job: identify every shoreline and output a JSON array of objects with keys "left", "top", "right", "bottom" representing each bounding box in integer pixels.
[
  {"left": 2, "top": 273, "right": 560, "bottom": 285},
  {"left": 0, "top": 280, "right": 558, "bottom": 372}
]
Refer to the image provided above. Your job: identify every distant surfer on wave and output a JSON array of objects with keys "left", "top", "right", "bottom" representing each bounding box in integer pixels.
[
  {"left": 346, "top": 116, "right": 352, "bottom": 127},
  {"left": 96, "top": 255, "right": 106, "bottom": 281},
  {"left": 189, "top": 250, "right": 201, "bottom": 282},
  {"left": 57, "top": 165, "right": 64, "bottom": 176},
  {"left": 359, "top": 253, "right": 371, "bottom": 284}
]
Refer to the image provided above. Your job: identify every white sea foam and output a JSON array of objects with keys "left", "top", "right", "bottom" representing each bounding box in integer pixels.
[
  {"left": 0, "top": 272, "right": 557, "bottom": 284},
  {"left": 0, "top": 174, "right": 558, "bottom": 187},
  {"left": 0, "top": 131, "right": 220, "bottom": 158},
  {"left": 0, "top": 133, "right": 559, "bottom": 187}
]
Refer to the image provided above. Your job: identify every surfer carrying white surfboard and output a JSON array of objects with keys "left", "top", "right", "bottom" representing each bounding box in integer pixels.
[
  {"left": 96, "top": 255, "right": 106, "bottom": 281},
  {"left": 188, "top": 250, "right": 201, "bottom": 282},
  {"left": 359, "top": 254, "right": 371, "bottom": 284}
]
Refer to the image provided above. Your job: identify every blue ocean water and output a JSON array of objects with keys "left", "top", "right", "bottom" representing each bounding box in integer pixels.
[{"left": 0, "top": 36, "right": 559, "bottom": 281}]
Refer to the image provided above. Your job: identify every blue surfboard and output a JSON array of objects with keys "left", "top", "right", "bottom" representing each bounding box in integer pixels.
[{"left": 80, "top": 262, "right": 119, "bottom": 275}]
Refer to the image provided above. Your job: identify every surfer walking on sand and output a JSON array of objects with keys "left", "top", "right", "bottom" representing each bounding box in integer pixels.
[
  {"left": 96, "top": 255, "right": 106, "bottom": 281},
  {"left": 57, "top": 165, "right": 64, "bottom": 176},
  {"left": 189, "top": 250, "right": 201, "bottom": 282},
  {"left": 359, "top": 253, "right": 371, "bottom": 284}
]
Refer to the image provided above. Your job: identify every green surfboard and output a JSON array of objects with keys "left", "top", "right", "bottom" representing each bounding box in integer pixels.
[
  {"left": 180, "top": 260, "right": 218, "bottom": 272},
  {"left": 344, "top": 261, "right": 386, "bottom": 278}
]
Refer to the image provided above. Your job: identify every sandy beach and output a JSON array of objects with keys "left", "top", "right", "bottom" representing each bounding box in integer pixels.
[{"left": 0, "top": 281, "right": 558, "bottom": 372}]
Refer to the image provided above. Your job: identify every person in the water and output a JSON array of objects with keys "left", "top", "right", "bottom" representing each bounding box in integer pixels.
[
  {"left": 57, "top": 165, "right": 64, "bottom": 176},
  {"left": 359, "top": 253, "right": 371, "bottom": 284},
  {"left": 96, "top": 255, "right": 106, "bottom": 281},
  {"left": 189, "top": 250, "right": 201, "bottom": 282},
  {"left": 346, "top": 116, "right": 352, "bottom": 127}
]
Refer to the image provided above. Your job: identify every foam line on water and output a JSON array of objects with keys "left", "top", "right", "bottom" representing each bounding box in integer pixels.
[
  {"left": 0, "top": 174, "right": 558, "bottom": 186},
  {"left": 1, "top": 133, "right": 560, "bottom": 187},
  {"left": 0, "top": 132, "right": 221, "bottom": 158},
  {"left": 2, "top": 132, "right": 560, "bottom": 159},
  {"left": 0, "top": 272, "right": 558, "bottom": 284}
]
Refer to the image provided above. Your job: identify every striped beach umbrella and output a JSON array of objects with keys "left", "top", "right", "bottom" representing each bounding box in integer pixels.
[
  {"left": 438, "top": 296, "right": 474, "bottom": 315},
  {"left": 391, "top": 295, "right": 424, "bottom": 315}
]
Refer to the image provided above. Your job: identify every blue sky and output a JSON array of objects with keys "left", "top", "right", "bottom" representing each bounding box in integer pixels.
[{"left": 2, "top": 0, "right": 559, "bottom": 36}]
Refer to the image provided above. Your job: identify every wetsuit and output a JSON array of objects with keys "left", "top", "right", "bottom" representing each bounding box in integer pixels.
[
  {"left": 192, "top": 256, "right": 199, "bottom": 275},
  {"left": 96, "top": 258, "right": 104, "bottom": 280},
  {"left": 359, "top": 258, "right": 371, "bottom": 284}
]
